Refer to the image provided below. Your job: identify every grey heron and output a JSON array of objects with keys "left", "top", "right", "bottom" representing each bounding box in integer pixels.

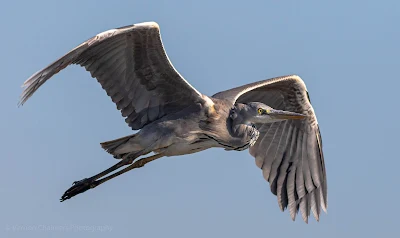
[{"left": 19, "top": 22, "right": 327, "bottom": 223}]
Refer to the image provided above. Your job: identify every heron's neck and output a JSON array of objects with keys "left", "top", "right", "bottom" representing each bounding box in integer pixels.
[
  {"left": 228, "top": 104, "right": 259, "bottom": 148},
  {"left": 230, "top": 104, "right": 255, "bottom": 136},
  {"left": 230, "top": 103, "right": 252, "bottom": 125}
]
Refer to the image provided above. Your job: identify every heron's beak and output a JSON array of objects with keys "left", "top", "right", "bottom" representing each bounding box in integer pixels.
[{"left": 269, "top": 109, "right": 306, "bottom": 120}]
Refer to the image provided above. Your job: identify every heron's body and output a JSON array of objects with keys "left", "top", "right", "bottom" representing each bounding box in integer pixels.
[
  {"left": 106, "top": 99, "right": 257, "bottom": 157},
  {"left": 107, "top": 101, "right": 213, "bottom": 157},
  {"left": 20, "top": 22, "right": 327, "bottom": 223}
]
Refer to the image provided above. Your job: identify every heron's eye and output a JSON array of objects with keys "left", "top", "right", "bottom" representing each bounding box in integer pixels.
[{"left": 257, "top": 108, "right": 263, "bottom": 115}]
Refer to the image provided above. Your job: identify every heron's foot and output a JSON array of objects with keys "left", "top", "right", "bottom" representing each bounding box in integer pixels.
[{"left": 60, "top": 178, "right": 99, "bottom": 202}]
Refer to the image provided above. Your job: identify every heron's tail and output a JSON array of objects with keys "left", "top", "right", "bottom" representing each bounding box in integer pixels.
[{"left": 100, "top": 134, "right": 136, "bottom": 159}]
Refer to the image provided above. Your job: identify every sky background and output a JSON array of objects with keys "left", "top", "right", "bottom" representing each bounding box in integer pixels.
[{"left": 1, "top": 0, "right": 399, "bottom": 237}]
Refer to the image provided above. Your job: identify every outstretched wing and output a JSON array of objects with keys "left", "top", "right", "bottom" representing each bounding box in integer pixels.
[
  {"left": 213, "top": 75, "right": 327, "bottom": 223},
  {"left": 20, "top": 22, "right": 205, "bottom": 130}
]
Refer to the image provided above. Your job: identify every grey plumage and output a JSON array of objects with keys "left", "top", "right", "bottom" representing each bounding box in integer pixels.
[{"left": 20, "top": 22, "right": 327, "bottom": 223}]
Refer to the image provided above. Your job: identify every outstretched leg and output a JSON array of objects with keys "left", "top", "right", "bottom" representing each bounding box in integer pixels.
[{"left": 60, "top": 153, "right": 164, "bottom": 202}]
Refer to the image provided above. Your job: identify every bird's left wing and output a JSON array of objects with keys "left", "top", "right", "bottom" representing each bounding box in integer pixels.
[
  {"left": 20, "top": 22, "right": 206, "bottom": 130},
  {"left": 213, "top": 75, "right": 327, "bottom": 223}
]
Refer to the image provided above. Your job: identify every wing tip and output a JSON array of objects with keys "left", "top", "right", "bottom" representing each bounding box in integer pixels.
[
  {"left": 18, "top": 73, "right": 40, "bottom": 106},
  {"left": 289, "top": 188, "right": 328, "bottom": 223},
  {"left": 18, "top": 90, "right": 30, "bottom": 107}
]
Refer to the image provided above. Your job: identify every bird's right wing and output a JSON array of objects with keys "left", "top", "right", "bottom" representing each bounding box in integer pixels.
[
  {"left": 20, "top": 22, "right": 206, "bottom": 130},
  {"left": 213, "top": 75, "right": 327, "bottom": 223}
]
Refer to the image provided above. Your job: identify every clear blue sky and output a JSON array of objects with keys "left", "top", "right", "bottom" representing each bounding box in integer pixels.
[{"left": 1, "top": 0, "right": 399, "bottom": 237}]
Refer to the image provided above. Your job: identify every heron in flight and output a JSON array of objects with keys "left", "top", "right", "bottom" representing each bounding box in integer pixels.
[{"left": 20, "top": 22, "right": 327, "bottom": 223}]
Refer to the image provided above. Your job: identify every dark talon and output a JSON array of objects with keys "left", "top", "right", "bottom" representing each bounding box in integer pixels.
[{"left": 60, "top": 178, "right": 97, "bottom": 202}]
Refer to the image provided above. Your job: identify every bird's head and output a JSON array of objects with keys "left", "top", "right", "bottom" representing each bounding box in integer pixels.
[{"left": 244, "top": 102, "right": 307, "bottom": 124}]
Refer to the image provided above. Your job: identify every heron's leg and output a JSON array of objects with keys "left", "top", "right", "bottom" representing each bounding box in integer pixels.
[
  {"left": 59, "top": 151, "right": 143, "bottom": 202},
  {"left": 60, "top": 153, "right": 164, "bottom": 202},
  {"left": 91, "top": 153, "right": 164, "bottom": 187},
  {"left": 86, "top": 151, "right": 146, "bottom": 181}
]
